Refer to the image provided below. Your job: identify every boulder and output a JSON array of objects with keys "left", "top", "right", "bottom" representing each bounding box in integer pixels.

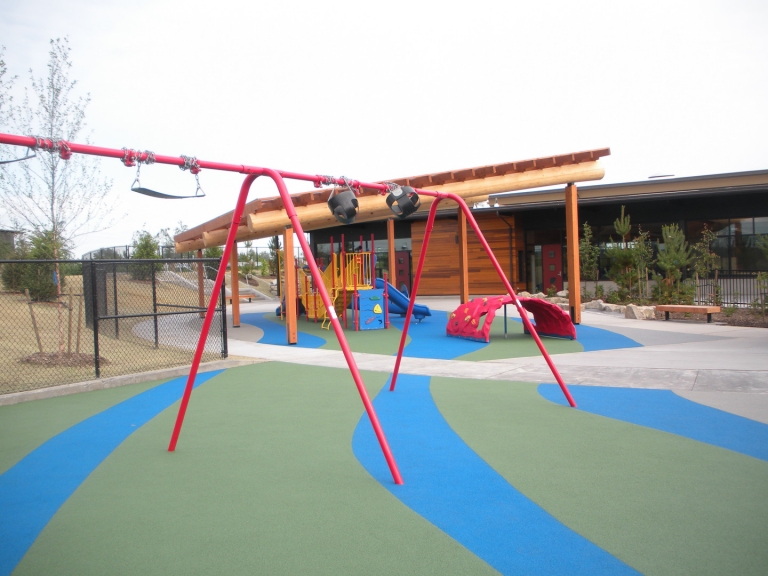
[
  {"left": 556, "top": 302, "right": 570, "bottom": 311},
  {"left": 556, "top": 290, "right": 569, "bottom": 298},
  {"left": 602, "top": 303, "right": 626, "bottom": 314},
  {"left": 625, "top": 304, "right": 656, "bottom": 320},
  {"left": 584, "top": 299, "right": 605, "bottom": 310},
  {"left": 518, "top": 291, "right": 532, "bottom": 298},
  {"left": 533, "top": 292, "right": 547, "bottom": 299}
]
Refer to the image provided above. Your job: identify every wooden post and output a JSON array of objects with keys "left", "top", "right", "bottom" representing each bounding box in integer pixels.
[
  {"left": 565, "top": 182, "right": 582, "bottom": 324},
  {"left": 284, "top": 226, "right": 298, "bottom": 344},
  {"left": 387, "top": 219, "right": 396, "bottom": 283},
  {"left": 230, "top": 243, "right": 240, "bottom": 327},
  {"left": 25, "top": 289, "right": 43, "bottom": 354},
  {"left": 197, "top": 249, "right": 205, "bottom": 318},
  {"left": 457, "top": 208, "right": 470, "bottom": 303}
]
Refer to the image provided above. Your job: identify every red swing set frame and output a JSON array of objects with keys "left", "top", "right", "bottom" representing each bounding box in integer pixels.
[{"left": 0, "top": 132, "right": 576, "bottom": 488}]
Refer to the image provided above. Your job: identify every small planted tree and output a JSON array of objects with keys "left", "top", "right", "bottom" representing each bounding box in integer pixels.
[
  {"left": 605, "top": 206, "right": 637, "bottom": 300},
  {"left": 632, "top": 228, "right": 654, "bottom": 299},
  {"left": 579, "top": 222, "right": 600, "bottom": 298},
  {"left": 203, "top": 246, "right": 223, "bottom": 280},
  {"left": 654, "top": 223, "right": 693, "bottom": 303},
  {"left": 692, "top": 225, "right": 720, "bottom": 304}
]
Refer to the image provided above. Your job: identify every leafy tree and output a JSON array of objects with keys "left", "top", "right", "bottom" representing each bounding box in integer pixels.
[
  {"left": 605, "top": 206, "right": 637, "bottom": 300},
  {"left": 632, "top": 228, "right": 654, "bottom": 299},
  {"left": 24, "top": 230, "right": 69, "bottom": 301},
  {"left": 757, "top": 235, "right": 768, "bottom": 259},
  {"left": 203, "top": 245, "right": 223, "bottom": 280},
  {"left": 268, "top": 235, "right": 281, "bottom": 277},
  {"left": 654, "top": 223, "right": 693, "bottom": 302},
  {"left": 579, "top": 222, "right": 600, "bottom": 297},
  {"left": 1, "top": 234, "right": 29, "bottom": 292},
  {"left": 0, "top": 38, "right": 117, "bottom": 296},
  {"left": 131, "top": 230, "right": 160, "bottom": 280},
  {"left": 692, "top": 225, "right": 719, "bottom": 279}
]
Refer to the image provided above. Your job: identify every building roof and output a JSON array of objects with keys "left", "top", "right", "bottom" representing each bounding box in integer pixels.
[
  {"left": 489, "top": 168, "right": 768, "bottom": 210},
  {"left": 174, "top": 148, "right": 610, "bottom": 250}
]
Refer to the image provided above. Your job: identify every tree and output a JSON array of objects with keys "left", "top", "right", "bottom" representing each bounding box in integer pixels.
[
  {"left": 605, "top": 206, "right": 637, "bottom": 300},
  {"left": 268, "top": 235, "right": 281, "bottom": 277},
  {"left": 131, "top": 230, "right": 160, "bottom": 280},
  {"left": 203, "top": 245, "right": 223, "bottom": 280},
  {"left": 0, "top": 46, "right": 15, "bottom": 133},
  {"left": 631, "top": 228, "right": 654, "bottom": 299},
  {"left": 579, "top": 222, "right": 600, "bottom": 297},
  {"left": 655, "top": 223, "right": 693, "bottom": 302},
  {"left": 0, "top": 38, "right": 116, "bottom": 277}
]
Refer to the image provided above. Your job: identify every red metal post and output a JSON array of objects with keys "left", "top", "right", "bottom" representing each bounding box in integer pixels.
[
  {"left": 354, "top": 273, "right": 359, "bottom": 332},
  {"left": 389, "top": 200, "right": 440, "bottom": 391}
]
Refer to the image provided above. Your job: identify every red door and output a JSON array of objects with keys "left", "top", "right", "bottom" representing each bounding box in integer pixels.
[
  {"left": 542, "top": 244, "right": 563, "bottom": 292},
  {"left": 394, "top": 250, "right": 411, "bottom": 292}
]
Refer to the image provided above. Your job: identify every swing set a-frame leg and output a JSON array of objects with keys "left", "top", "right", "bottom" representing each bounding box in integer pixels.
[{"left": 388, "top": 191, "right": 577, "bottom": 409}]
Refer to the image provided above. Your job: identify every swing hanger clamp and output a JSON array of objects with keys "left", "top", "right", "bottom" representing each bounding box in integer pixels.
[{"left": 180, "top": 155, "right": 201, "bottom": 175}]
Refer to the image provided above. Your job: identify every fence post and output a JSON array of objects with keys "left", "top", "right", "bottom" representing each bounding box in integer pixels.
[
  {"left": 220, "top": 273, "right": 228, "bottom": 358},
  {"left": 113, "top": 264, "right": 119, "bottom": 339},
  {"left": 91, "top": 260, "right": 101, "bottom": 378},
  {"left": 152, "top": 261, "right": 159, "bottom": 348}
]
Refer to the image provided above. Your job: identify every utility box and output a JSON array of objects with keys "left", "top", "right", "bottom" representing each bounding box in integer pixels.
[{"left": 355, "top": 289, "right": 385, "bottom": 330}]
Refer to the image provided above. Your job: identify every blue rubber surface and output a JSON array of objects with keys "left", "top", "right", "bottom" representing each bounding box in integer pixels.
[
  {"left": 0, "top": 371, "right": 222, "bottom": 576},
  {"left": 539, "top": 385, "right": 768, "bottom": 462},
  {"left": 574, "top": 324, "right": 642, "bottom": 352},
  {"left": 353, "top": 375, "right": 640, "bottom": 575},
  {"left": 389, "top": 311, "right": 486, "bottom": 359},
  {"left": 239, "top": 312, "right": 325, "bottom": 348}
]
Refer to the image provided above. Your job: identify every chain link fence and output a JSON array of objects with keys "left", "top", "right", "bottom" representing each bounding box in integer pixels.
[{"left": 0, "top": 258, "right": 227, "bottom": 395}]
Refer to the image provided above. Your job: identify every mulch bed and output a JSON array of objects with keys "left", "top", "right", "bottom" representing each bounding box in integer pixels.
[{"left": 20, "top": 353, "right": 108, "bottom": 367}]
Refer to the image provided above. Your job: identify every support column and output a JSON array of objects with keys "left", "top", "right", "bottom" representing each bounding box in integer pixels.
[
  {"left": 284, "top": 226, "right": 298, "bottom": 344},
  {"left": 197, "top": 249, "right": 205, "bottom": 318},
  {"left": 457, "top": 208, "right": 470, "bottom": 303},
  {"left": 565, "top": 182, "right": 582, "bottom": 324},
  {"left": 387, "top": 218, "right": 396, "bottom": 283},
  {"left": 230, "top": 242, "right": 240, "bottom": 327}
]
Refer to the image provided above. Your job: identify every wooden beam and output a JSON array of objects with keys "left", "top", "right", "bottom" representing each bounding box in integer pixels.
[
  {"left": 230, "top": 243, "right": 240, "bottom": 327},
  {"left": 176, "top": 160, "right": 607, "bottom": 251},
  {"left": 457, "top": 208, "right": 469, "bottom": 304},
  {"left": 387, "top": 219, "right": 396, "bottom": 283},
  {"left": 565, "top": 183, "right": 581, "bottom": 324},
  {"left": 283, "top": 226, "right": 298, "bottom": 345}
]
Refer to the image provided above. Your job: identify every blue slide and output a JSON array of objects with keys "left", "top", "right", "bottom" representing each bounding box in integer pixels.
[{"left": 375, "top": 278, "right": 432, "bottom": 320}]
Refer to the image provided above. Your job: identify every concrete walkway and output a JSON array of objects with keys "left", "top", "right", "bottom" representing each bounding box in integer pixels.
[{"left": 227, "top": 297, "right": 768, "bottom": 424}]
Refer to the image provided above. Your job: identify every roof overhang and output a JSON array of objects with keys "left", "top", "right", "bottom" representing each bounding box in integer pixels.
[{"left": 174, "top": 148, "right": 610, "bottom": 252}]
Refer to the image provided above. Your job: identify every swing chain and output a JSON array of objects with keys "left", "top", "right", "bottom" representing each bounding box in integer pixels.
[
  {"left": 340, "top": 176, "right": 358, "bottom": 195},
  {"left": 121, "top": 147, "right": 136, "bottom": 167},
  {"left": 180, "top": 155, "right": 201, "bottom": 175},
  {"left": 383, "top": 181, "right": 400, "bottom": 193},
  {"left": 317, "top": 174, "right": 336, "bottom": 188}
]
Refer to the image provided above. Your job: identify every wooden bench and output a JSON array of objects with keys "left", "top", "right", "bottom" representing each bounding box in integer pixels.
[{"left": 656, "top": 305, "right": 721, "bottom": 323}]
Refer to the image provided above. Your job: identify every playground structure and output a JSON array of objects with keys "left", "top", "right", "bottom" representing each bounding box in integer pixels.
[
  {"left": 447, "top": 295, "right": 577, "bottom": 342},
  {"left": 0, "top": 131, "right": 579, "bottom": 486},
  {"left": 276, "top": 238, "right": 431, "bottom": 331}
]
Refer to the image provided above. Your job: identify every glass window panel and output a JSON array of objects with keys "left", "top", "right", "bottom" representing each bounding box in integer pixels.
[
  {"left": 734, "top": 218, "right": 754, "bottom": 236},
  {"left": 755, "top": 217, "right": 768, "bottom": 235}
]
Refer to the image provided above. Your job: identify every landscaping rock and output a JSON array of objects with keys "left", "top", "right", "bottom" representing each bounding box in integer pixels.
[
  {"left": 602, "top": 303, "right": 626, "bottom": 314},
  {"left": 533, "top": 292, "right": 546, "bottom": 299},
  {"left": 518, "top": 291, "right": 531, "bottom": 298},
  {"left": 556, "top": 302, "right": 570, "bottom": 311},
  {"left": 556, "top": 290, "right": 569, "bottom": 298},
  {"left": 625, "top": 304, "right": 656, "bottom": 320},
  {"left": 584, "top": 299, "right": 605, "bottom": 310}
]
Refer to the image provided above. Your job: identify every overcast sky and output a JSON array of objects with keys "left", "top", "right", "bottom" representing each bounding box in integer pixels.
[{"left": 1, "top": 0, "right": 766, "bottom": 256}]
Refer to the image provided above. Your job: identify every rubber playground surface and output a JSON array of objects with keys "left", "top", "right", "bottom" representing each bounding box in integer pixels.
[{"left": 2, "top": 313, "right": 768, "bottom": 575}]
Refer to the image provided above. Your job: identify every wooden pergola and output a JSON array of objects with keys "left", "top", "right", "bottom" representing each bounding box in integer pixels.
[{"left": 175, "top": 147, "right": 610, "bottom": 329}]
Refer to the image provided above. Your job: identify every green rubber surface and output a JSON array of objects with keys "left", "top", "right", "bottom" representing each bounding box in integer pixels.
[
  {"left": 12, "top": 363, "right": 496, "bottom": 576},
  {"left": 455, "top": 319, "right": 582, "bottom": 362},
  {"left": 0, "top": 379, "right": 164, "bottom": 475},
  {"left": 430, "top": 378, "right": 768, "bottom": 576},
  {"left": 265, "top": 312, "right": 410, "bottom": 355}
]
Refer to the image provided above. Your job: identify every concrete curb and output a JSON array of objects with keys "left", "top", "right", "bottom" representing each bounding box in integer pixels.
[{"left": 0, "top": 358, "right": 268, "bottom": 407}]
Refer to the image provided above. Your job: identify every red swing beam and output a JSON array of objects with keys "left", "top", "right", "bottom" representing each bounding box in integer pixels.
[
  {"left": 0, "top": 132, "right": 404, "bottom": 484},
  {"left": 387, "top": 189, "right": 577, "bottom": 409}
]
